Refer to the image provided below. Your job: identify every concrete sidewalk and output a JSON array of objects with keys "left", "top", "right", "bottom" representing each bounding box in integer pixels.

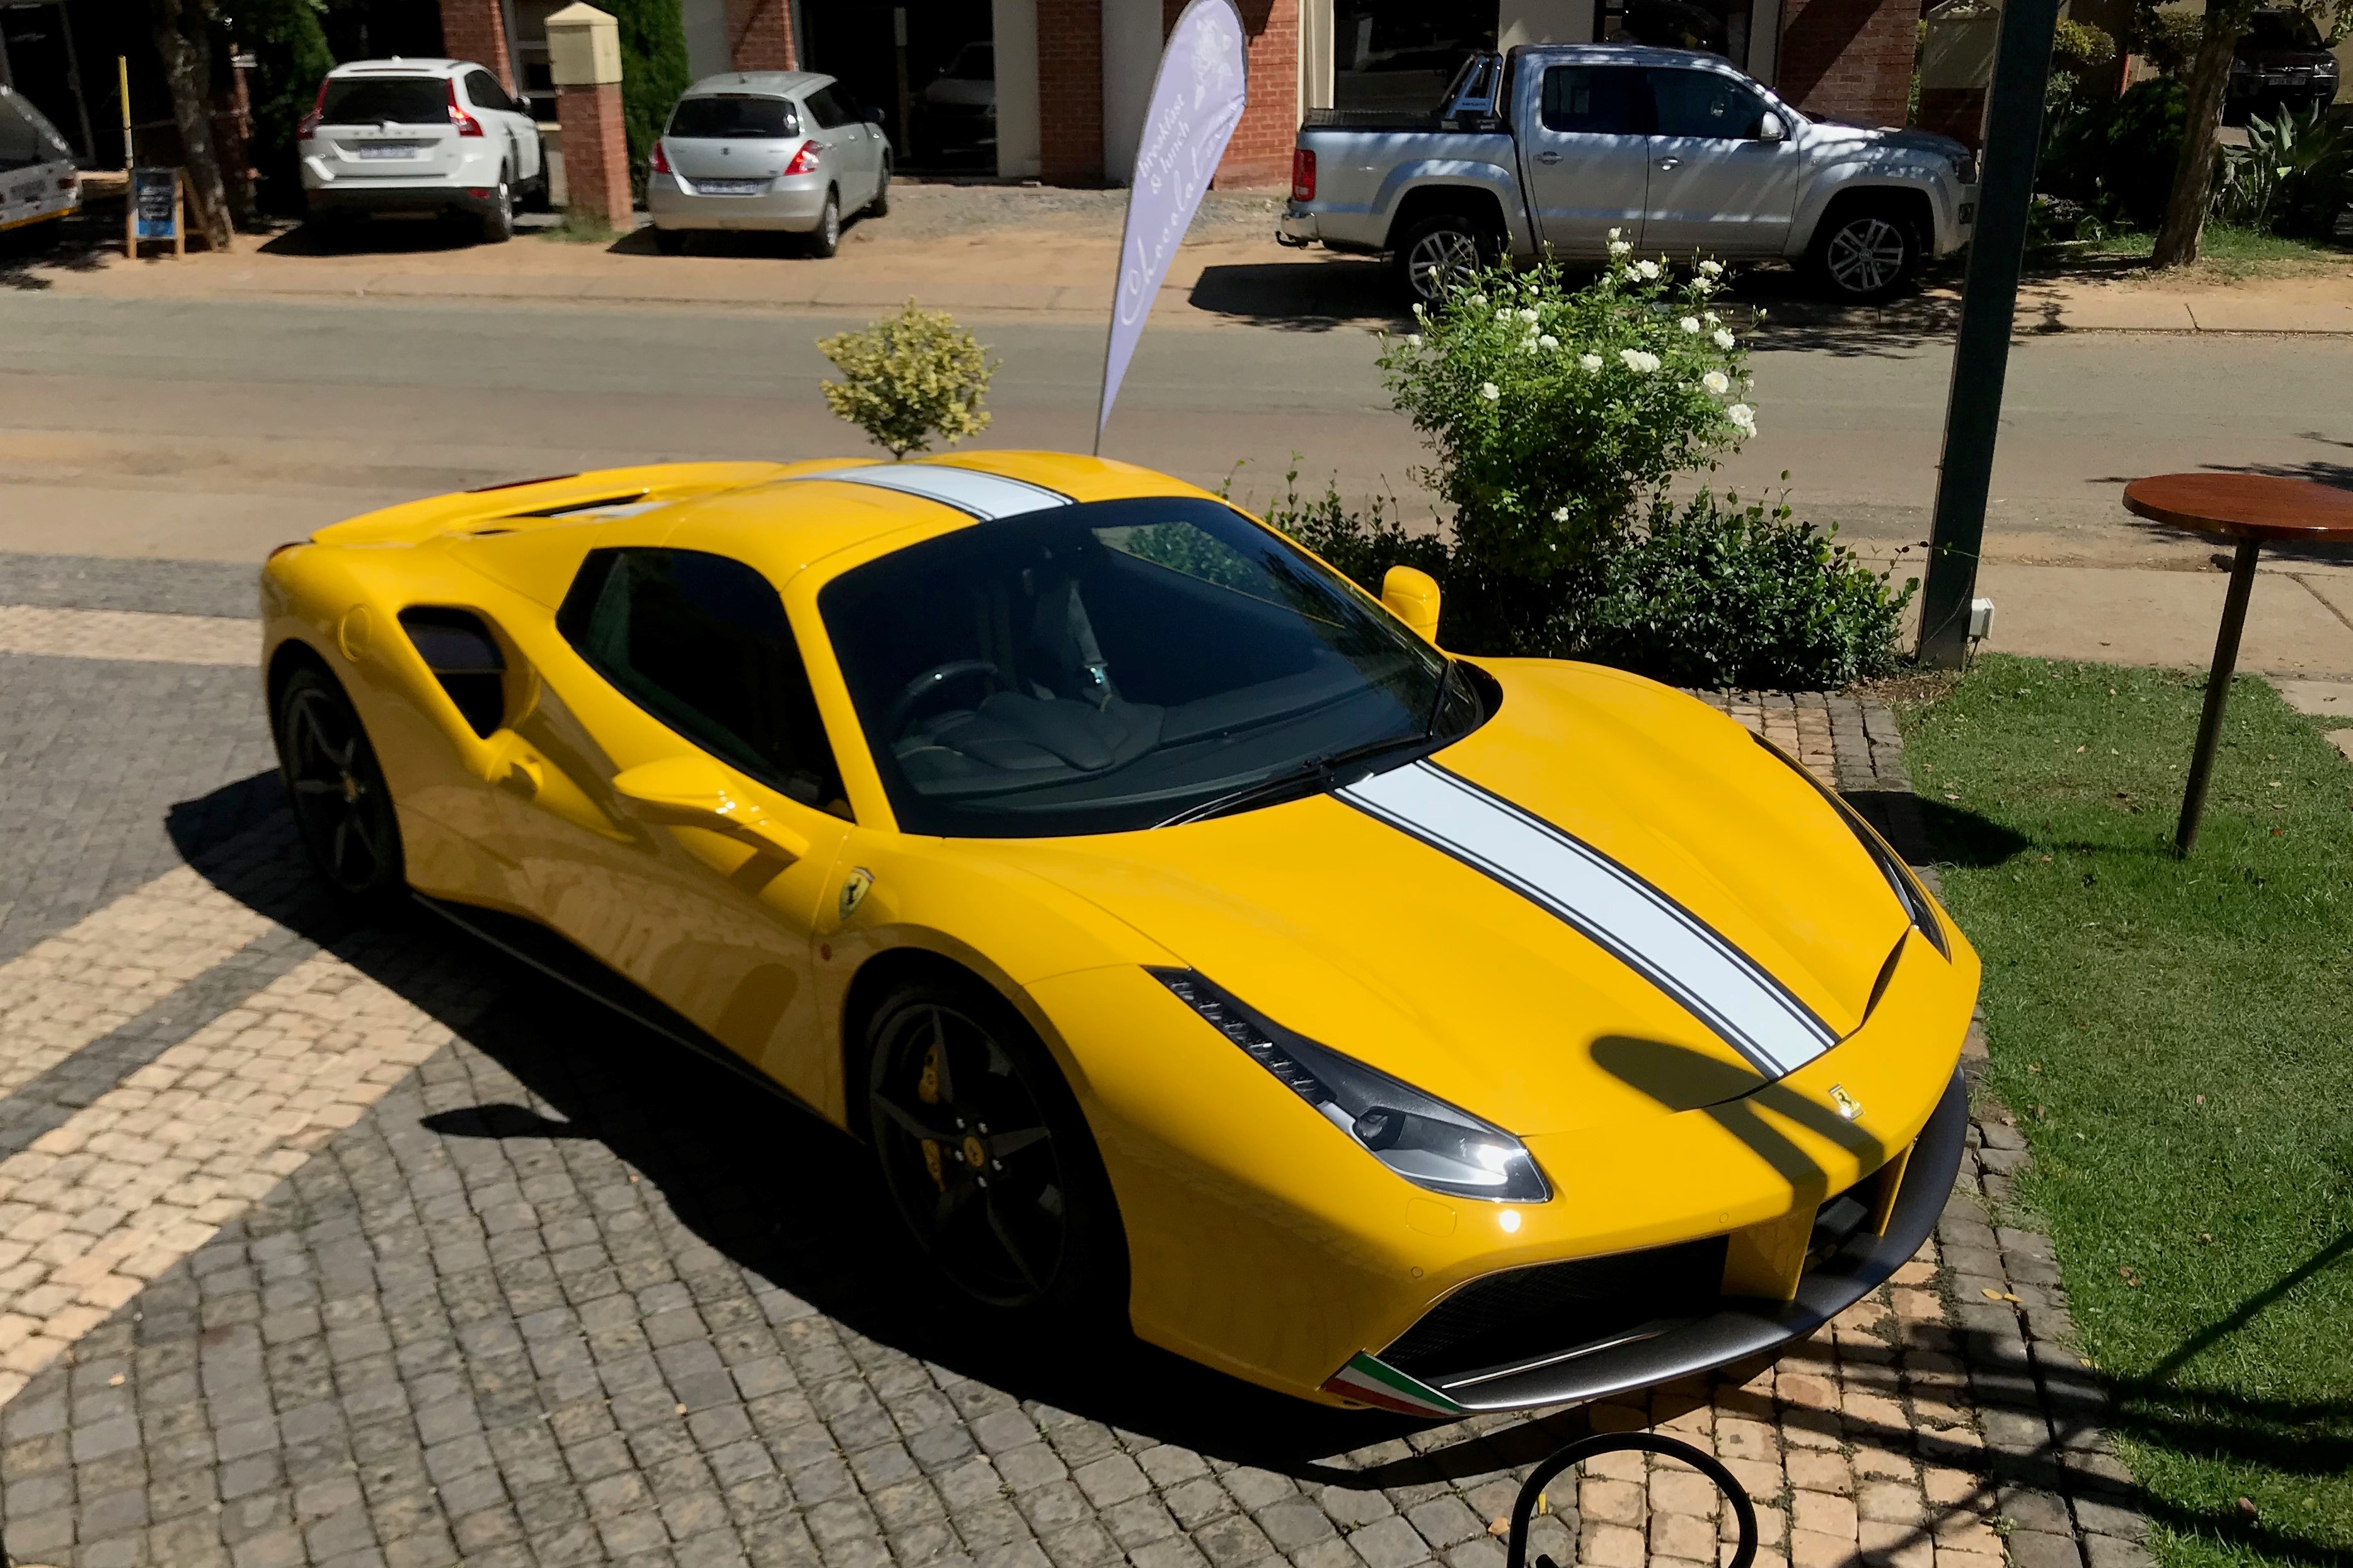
[{"left": 13, "top": 188, "right": 2352, "bottom": 334}]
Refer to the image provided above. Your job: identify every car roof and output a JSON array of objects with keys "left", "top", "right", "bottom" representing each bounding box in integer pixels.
[
  {"left": 1513, "top": 42, "right": 1754, "bottom": 69},
  {"left": 326, "top": 58, "right": 473, "bottom": 79},
  {"left": 681, "top": 71, "right": 832, "bottom": 99}
]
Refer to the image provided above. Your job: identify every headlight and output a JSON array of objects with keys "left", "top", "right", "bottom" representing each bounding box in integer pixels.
[
  {"left": 1751, "top": 733, "right": 1949, "bottom": 959},
  {"left": 1152, "top": 969, "right": 1551, "bottom": 1204}
]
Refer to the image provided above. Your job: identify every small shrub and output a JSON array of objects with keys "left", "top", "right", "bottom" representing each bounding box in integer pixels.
[
  {"left": 608, "top": 0, "right": 693, "bottom": 192},
  {"left": 816, "top": 302, "right": 997, "bottom": 459},
  {"left": 2212, "top": 105, "right": 2353, "bottom": 236},
  {"left": 1579, "top": 490, "right": 1915, "bottom": 690}
]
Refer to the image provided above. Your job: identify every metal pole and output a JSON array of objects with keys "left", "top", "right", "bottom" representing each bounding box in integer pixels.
[
  {"left": 1915, "top": 0, "right": 2062, "bottom": 667},
  {"left": 2175, "top": 537, "right": 2260, "bottom": 854}
]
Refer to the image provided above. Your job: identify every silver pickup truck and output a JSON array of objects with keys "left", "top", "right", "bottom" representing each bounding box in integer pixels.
[{"left": 1279, "top": 45, "right": 1978, "bottom": 305}]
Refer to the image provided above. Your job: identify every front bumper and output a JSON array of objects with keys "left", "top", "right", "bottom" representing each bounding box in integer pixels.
[
  {"left": 647, "top": 171, "right": 829, "bottom": 232},
  {"left": 1355, "top": 1067, "right": 1966, "bottom": 1412}
]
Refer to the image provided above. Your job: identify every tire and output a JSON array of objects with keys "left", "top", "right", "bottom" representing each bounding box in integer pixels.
[
  {"left": 272, "top": 663, "right": 407, "bottom": 907},
  {"left": 1392, "top": 212, "right": 1490, "bottom": 306},
  {"left": 868, "top": 157, "right": 891, "bottom": 217},
  {"left": 478, "top": 171, "right": 515, "bottom": 244},
  {"left": 804, "top": 190, "right": 841, "bottom": 258},
  {"left": 863, "top": 973, "right": 1126, "bottom": 1322},
  {"left": 1806, "top": 202, "right": 1919, "bottom": 303},
  {"left": 655, "top": 226, "right": 689, "bottom": 256}
]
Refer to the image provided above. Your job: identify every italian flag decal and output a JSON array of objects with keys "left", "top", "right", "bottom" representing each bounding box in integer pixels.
[{"left": 1322, "top": 1353, "right": 1464, "bottom": 1418}]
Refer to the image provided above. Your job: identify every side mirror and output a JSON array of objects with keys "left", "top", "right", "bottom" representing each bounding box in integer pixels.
[
  {"left": 1757, "top": 112, "right": 1787, "bottom": 143},
  {"left": 1381, "top": 565, "right": 1442, "bottom": 644},
  {"left": 866, "top": 106, "right": 887, "bottom": 125},
  {"left": 611, "top": 755, "right": 810, "bottom": 861}
]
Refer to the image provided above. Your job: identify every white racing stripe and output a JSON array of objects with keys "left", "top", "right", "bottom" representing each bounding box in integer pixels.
[
  {"left": 800, "top": 463, "right": 1072, "bottom": 520},
  {"left": 1338, "top": 760, "right": 1836, "bottom": 1078}
]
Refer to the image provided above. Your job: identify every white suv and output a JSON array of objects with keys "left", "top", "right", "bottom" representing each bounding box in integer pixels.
[{"left": 299, "top": 59, "right": 544, "bottom": 241}]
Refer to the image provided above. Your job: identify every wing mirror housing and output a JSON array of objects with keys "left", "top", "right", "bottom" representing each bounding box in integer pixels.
[
  {"left": 1381, "top": 565, "right": 1442, "bottom": 644},
  {"left": 1757, "top": 112, "right": 1787, "bottom": 143},
  {"left": 611, "top": 755, "right": 810, "bottom": 861}
]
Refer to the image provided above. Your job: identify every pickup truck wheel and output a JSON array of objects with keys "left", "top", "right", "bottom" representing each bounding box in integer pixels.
[
  {"left": 1395, "top": 214, "right": 1490, "bottom": 306},
  {"left": 1807, "top": 207, "right": 1917, "bottom": 302}
]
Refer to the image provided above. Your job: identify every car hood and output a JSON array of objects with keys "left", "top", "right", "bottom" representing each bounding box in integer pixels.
[
  {"left": 975, "top": 660, "right": 1916, "bottom": 1138},
  {"left": 1807, "top": 118, "right": 1969, "bottom": 161},
  {"left": 924, "top": 78, "right": 994, "bottom": 108}
]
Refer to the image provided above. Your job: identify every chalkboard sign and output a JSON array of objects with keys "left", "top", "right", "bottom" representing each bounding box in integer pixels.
[{"left": 132, "top": 167, "right": 178, "bottom": 242}]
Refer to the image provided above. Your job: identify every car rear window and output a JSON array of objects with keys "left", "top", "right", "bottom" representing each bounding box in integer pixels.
[
  {"left": 668, "top": 95, "right": 800, "bottom": 139},
  {"left": 321, "top": 76, "right": 449, "bottom": 125}
]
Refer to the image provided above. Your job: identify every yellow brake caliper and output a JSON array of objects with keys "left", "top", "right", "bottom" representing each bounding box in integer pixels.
[{"left": 918, "top": 1041, "right": 945, "bottom": 1191}]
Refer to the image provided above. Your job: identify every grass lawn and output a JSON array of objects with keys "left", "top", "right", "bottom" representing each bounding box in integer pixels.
[
  {"left": 1894, "top": 655, "right": 2353, "bottom": 1568},
  {"left": 2065, "top": 223, "right": 2353, "bottom": 282}
]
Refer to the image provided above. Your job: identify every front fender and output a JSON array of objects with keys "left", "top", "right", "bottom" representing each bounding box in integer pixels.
[
  {"left": 1374, "top": 160, "right": 1535, "bottom": 256},
  {"left": 1793, "top": 169, "right": 1964, "bottom": 255}
]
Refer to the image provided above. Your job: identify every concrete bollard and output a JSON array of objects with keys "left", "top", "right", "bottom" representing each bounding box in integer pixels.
[{"left": 547, "top": 2, "right": 631, "bottom": 229}]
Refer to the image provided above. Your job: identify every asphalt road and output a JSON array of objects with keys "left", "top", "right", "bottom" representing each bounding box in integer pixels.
[{"left": 2, "top": 292, "right": 2349, "bottom": 568}]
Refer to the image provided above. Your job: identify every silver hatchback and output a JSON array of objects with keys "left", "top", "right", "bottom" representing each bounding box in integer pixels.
[{"left": 647, "top": 72, "right": 891, "bottom": 257}]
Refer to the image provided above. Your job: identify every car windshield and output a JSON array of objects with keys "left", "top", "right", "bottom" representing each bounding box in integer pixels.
[
  {"left": 820, "top": 496, "right": 1485, "bottom": 837},
  {"left": 321, "top": 76, "right": 448, "bottom": 125},
  {"left": 669, "top": 94, "right": 800, "bottom": 138},
  {"left": 943, "top": 45, "right": 994, "bottom": 80},
  {"left": 2244, "top": 10, "right": 2325, "bottom": 47}
]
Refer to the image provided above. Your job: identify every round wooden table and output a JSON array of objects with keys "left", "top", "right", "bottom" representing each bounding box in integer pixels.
[{"left": 2122, "top": 473, "right": 2353, "bottom": 852}]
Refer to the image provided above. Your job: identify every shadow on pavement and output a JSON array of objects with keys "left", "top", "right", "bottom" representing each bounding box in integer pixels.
[{"left": 0, "top": 211, "right": 117, "bottom": 292}]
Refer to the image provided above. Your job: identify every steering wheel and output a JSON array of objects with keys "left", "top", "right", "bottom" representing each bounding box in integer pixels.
[{"left": 887, "top": 660, "right": 1003, "bottom": 735}]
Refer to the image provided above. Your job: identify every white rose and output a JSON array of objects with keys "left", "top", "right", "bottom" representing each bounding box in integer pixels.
[
  {"left": 1538, "top": 333, "right": 1559, "bottom": 349},
  {"left": 1497, "top": 307, "right": 1514, "bottom": 321},
  {"left": 1578, "top": 353, "right": 1603, "bottom": 372},
  {"left": 1412, "top": 302, "right": 1427, "bottom": 317},
  {"left": 1619, "top": 349, "right": 1660, "bottom": 374},
  {"left": 1552, "top": 506, "right": 1571, "bottom": 522},
  {"left": 1635, "top": 259, "right": 1661, "bottom": 280},
  {"left": 1607, "top": 227, "right": 1622, "bottom": 241},
  {"left": 1703, "top": 370, "right": 1730, "bottom": 394},
  {"left": 1405, "top": 333, "right": 1422, "bottom": 347},
  {"left": 1480, "top": 381, "right": 1501, "bottom": 401},
  {"left": 1520, "top": 336, "right": 1539, "bottom": 353},
  {"left": 1467, "top": 292, "right": 1487, "bottom": 306},
  {"left": 1518, "top": 307, "right": 1539, "bottom": 323},
  {"left": 1712, "top": 328, "right": 1736, "bottom": 350},
  {"left": 1608, "top": 239, "right": 1633, "bottom": 258},
  {"left": 1699, "top": 260, "right": 1724, "bottom": 277},
  {"left": 1704, "top": 311, "right": 1720, "bottom": 325},
  {"left": 1728, "top": 403, "right": 1757, "bottom": 435},
  {"left": 1680, "top": 316, "right": 1702, "bottom": 334}
]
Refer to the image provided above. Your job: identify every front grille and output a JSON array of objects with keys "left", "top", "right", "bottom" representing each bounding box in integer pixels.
[{"left": 1381, "top": 1235, "right": 1730, "bottom": 1385}]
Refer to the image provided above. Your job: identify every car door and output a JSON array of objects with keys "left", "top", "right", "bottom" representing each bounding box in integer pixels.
[
  {"left": 802, "top": 84, "right": 875, "bottom": 207},
  {"left": 1522, "top": 64, "right": 1653, "bottom": 258},
  {"left": 1641, "top": 67, "right": 1798, "bottom": 257},
  {"left": 465, "top": 69, "right": 534, "bottom": 183},
  {"left": 512, "top": 543, "right": 856, "bottom": 1101}
]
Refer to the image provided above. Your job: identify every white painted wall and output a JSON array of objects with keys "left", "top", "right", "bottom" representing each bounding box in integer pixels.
[
  {"left": 1100, "top": 0, "right": 1164, "bottom": 183},
  {"left": 993, "top": 0, "right": 1043, "bottom": 178},
  {"left": 1498, "top": 0, "right": 1597, "bottom": 49},
  {"left": 680, "top": 0, "right": 729, "bottom": 81}
]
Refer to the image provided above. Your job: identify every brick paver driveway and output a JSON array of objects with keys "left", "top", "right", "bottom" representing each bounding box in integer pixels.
[{"left": 0, "top": 553, "right": 2149, "bottom": 1568}]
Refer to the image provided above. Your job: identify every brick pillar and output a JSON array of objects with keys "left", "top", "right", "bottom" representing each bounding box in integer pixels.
[
  {"left": 557, "top": 81, "right": 632, "bottom": 225},
  {"left": 1214, "top": 0, "right": 1295, "bottom": 187},
  {"left": 1776, "top": 0, "right": 1923, "bottom": 128},
  {"left": 1039, "top": 0, "right": 1105, "bottom": 183},
  {"left": 727, "top": 0, "right": 798, "bottom": 70},
  {"left": 439, "top": 0, "right": 516, "bottom": 93}
]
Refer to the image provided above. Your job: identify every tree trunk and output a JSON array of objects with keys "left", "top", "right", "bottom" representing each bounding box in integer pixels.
[
  {"left": 147, "top": 0, "right": 236, "bottom": 251},
  {"left": 2150, "top": 0, "right": 2254, "bottom": 268}
]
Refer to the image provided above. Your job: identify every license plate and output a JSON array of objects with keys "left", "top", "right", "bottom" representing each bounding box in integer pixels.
[
  {"left": 355, "top": 142, "right": 425, "bottom": 159},
  {"left": 693, "top": 178, "right": 765, "bottom": 195}
]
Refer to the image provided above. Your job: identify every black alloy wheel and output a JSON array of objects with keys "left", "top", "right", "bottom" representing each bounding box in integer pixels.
[
  {"left": 865, "top": 980, "right": 1119, "bottom": 1313},
  {"left": 1809, "top": 207, "right": 1916, "bottom": 302},
  {"left": 807, "top": 191, "right": 842, "bottom": 258},
  {"left": 275, "top": 665, "right": 406, "bottom": 903}
]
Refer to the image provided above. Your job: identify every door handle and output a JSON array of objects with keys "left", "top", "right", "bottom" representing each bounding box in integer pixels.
[
  {"left": 1535, "top": 151, "right": 1562, "bottom": 164},
  {"left": 1658, "top": 157, "right": 1682, "bottom": 170}
]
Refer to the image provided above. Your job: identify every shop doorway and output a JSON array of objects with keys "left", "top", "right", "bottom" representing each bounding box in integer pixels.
[{"left": 801, "top": 0, "right": 993, "bottom": 173}]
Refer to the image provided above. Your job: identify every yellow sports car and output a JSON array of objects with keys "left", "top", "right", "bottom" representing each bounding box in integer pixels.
[{"left": 260, "top": 452, "right": 1976, "bottom": 1417}]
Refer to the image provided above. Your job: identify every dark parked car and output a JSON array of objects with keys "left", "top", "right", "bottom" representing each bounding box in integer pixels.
[{"left": 2228, "top": 9, "right": 2341, "bottom": 122}]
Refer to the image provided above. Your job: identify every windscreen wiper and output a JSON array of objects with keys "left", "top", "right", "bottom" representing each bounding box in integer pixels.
[{"left": 1158, "top": 731, "right": 1429, "bottom": 828}]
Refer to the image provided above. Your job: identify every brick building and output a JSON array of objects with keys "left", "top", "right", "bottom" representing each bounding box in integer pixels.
[{"left": 437, "top": 0, "right": 1930, "bottom": 192}]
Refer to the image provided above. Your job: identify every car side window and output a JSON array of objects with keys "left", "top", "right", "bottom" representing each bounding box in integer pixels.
[
  {"left": 803, "top": 86, "right": 849, "bottom": 129},
  {"left": 465, "top": 71, "right": 510, "bottom": 115},
  {"left": 1648, "top": 69, "right": 1771, "bottom": 139},
  {"left": 557, "top": 548, "right": 850, "bottom": 818},
  {"left": 1538, "top": 66, "right": 1647, "bottom": 135}
]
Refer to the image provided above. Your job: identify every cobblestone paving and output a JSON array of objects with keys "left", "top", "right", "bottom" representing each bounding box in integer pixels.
[
  {"left": 0, "top": 563, "right": 2149, "bottom": 1568},
  {"left": 0, "top": 605, "right": 260, "bottom": 666}
]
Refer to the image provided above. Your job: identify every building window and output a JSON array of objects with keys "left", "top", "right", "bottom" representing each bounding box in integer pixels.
[
  {"left": 1332, "top": 0, "right": 1500, "bottom": 112},
  {"left": 1596, "top": 0, "right": 1755, "bottom": 72}
]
